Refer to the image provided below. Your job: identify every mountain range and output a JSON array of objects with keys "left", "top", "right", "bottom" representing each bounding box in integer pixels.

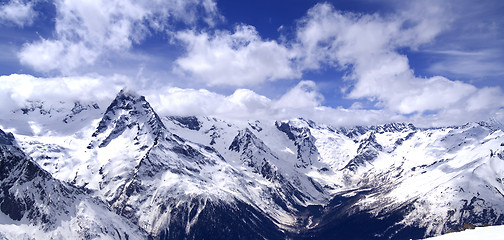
[{"left": 1, "top": 89, "right": 504, "bottom": 239}]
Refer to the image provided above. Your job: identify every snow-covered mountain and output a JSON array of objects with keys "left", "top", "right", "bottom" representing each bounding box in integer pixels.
[
  {"left": 0, "top": 128, "right": 147, "bottom": 239},
  {"left": 425, "top": 224, "right": 504, "bottom": 240},
  {"left": 1, "top": 89, "right": 504, "bottom": 239},
  {"left": 0, "top": 98, "right": 104, "bottom": 136}
]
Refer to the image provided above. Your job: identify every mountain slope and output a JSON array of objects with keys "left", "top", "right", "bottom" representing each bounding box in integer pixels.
[
  {"left": 6, "top": 90, "right": 504, "bottom": 239},
  {"left": 425, "top": 224, "right": 504, "bottom": 240},
  {"left": 1, "top": 99, "right": 103, "bottom": 136},
  {"left": 0, "top": 128, "right": 147, "bottom": 239},
  {"left": 56, "top": 90, "right": 289, "bottom": 239},
  {"left": 317, "top": 122, "right": 504, "bottom": 237},
  {"left": 166, "top": 116, "right": 504, "bottom": 238}
]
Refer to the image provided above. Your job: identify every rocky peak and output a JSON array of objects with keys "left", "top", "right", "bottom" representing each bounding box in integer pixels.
[
  {"left": 275, "top": 120, "right": 319, "bottom": 168},
  {"left": 90, "top": 89, "right": 167, "bottom": 147},
  {"left": 357, "top": 132, "right": 383, "bottom": 153},
  {"left": 167, "top": 116, "right": 202, "bottom": 131},
  {"left": 0, "top": 128, "right": 147, "bottom": 239},
  {"left": 374, "top": 122, "right": 416, "bottom": 133},
  {"left": 339, "top": 122, "right": 416, "bottom": 139},
  {"left": 0, "top": 130, "right": 70, "bottom": 224},
  {"left": 229, "top": 128, "right": 282, "bottom": 180},
  {"left": 343, "top": 132, "right": 383, "bottom": 172},
  {"left": 338, "top": 125, "right": 370, "bottom": 139},
  {"left": 229, "top": 128, "right": 256, "bottom": 153},
  {"left": 0, "top": 129, "right": 15, "bottom": 146}
]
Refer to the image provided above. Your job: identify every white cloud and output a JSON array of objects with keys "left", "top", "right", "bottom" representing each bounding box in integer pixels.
[
  {"left": 0, "top": 73, "right": 131, "bottom": 135},
  {"left": 0, "top": 73, "right": 395, "bottom": 129},
  {"left": 143, "top": 79, "right": 400, "bottom": 127},
  {"left": 175, "top": 24, "right": 299, "bottom": 86},
  {"left": 0, "top": 0, "right": 37, "bottom": 27},
  {"left": 227, "top": 89, "right": 271, "bottom": 113},
  {"left": 0, "top": 73, "right": 128, "bottom": 110},
  {"left": 294, "top": 2, "right": 445, "bottom": 76},
  {"left": 465, "top": 87, "right": 504, "bottom": 112},
  {"left": 144, "top": 87, "right": 226, "bottom": 117},
  {"left": 274, "top": 80, "right": 323, "bottom": 109},
  {"left": 5, "top": 1, "right": 504, "bottom": 129},
  {"left": 17, "top": 0, "right": 221, "bottom": 74},
  {"left": 294, "top": 2, "right": 504, "bottom": 121},
  {"left": 0, "top": 73, "right": 501, "bottom": 130},
  {"left": 427, "top": 50, "right": 504, "bottom": 78},
  {"left": 19, "top": 39, "right": 100, "bottom": 73},
  {"left": 143, "top": 87, "right": 276, "bottom": 120}
]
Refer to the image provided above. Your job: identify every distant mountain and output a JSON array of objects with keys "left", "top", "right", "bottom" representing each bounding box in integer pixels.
[
  {"left": 2, "top": 89, "right": 504, "bottom": 239},
  {"left": 0, "top": 99, "right": 103, "bottom": 136}
]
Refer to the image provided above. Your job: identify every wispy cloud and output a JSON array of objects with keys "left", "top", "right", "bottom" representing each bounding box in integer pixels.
[
  {"left": 427, "top": 49, "right": 504, "bottom": 79},
  {"left": 0, "top": 0, "right": 37, "bottom": 27},
  {"left": 420, "top": 0, "right": 504, "bottom": 80},
  {"left": 17, "top": 0, "right": 222, "bottom": 74},
  {"left": 292, "top": 2, "right": 504, "bottom": 122}
]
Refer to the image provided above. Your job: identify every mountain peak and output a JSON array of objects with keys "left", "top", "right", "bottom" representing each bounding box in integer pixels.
[
  {"left": 117, "top": 87, "right": 141, "bottom": 98},
  {"left": 90, "top": 89, "right": 166, "bottom": 147},
  {"left": 229, "top": 128, "right": 259, "bottom": 153},
  {"left": 105, "top": 88, "right": 145, "bottom": 113},
  {"left": 375, "top": 122, "right": 416, "bottom": 133},
  {"left": 339, "top": 122, "right": 416, "bottom": 139},
  {"left": 167, "top": 116, "right": 202, "bottom": 131},
  {"left": 275, "top": 120, "right": 319, "bottom": 168},
  {"left": 0, "top": 129, "right": 15, "bottom": 146}
]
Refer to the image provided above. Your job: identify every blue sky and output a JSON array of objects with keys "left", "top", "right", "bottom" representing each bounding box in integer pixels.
[{"left": 0, "top": 0, "right": 504, "bottom": 127}]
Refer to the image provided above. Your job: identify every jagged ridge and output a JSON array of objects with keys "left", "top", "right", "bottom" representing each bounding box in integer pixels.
[{"left": 4, "top": 90, "right": 504, "bottom": 240}]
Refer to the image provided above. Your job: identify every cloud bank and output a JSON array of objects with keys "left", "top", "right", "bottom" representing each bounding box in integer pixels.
[{"left": 3, "top": 73, "right": 500, "bottom": 129}]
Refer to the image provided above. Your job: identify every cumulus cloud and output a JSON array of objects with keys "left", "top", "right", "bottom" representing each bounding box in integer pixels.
[
  {"left": 19, "top": 39, "right": 99, "bottom": 73},
  {"left": 293, "top": 2, "right": 504, "bottom": 122},
  {"left": 142, "top": 79, "right": 400, "bottom": 127},
  {"left": 145, "top": 81, "right": 322, "bottom": 121},
  {"left": 144, "top": 87, "right": 227, "bottom": 117},
  {"left": 175, "top": 24, "right": 299, "bottom": 86},
  {"left": 227, "top": 89, "right": 272, "bottom": 114},
  {"left": 142, "top": 87, "right": 276, "bottom": 121},
  {"left": 274, "top": 80, "right": 323, "bottom": 109},
  {"left": 0, "top": 0, "right": 37, "bottom": 27},
  {"left": 17, "top": 0, "right": 221, "bottom": 73}
]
